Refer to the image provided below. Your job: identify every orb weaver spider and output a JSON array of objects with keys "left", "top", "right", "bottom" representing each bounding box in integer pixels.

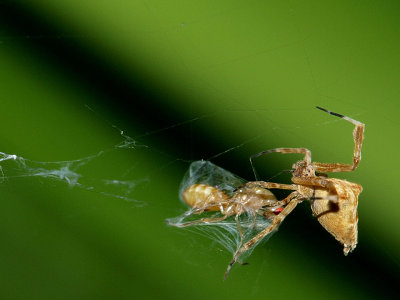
[{"left": 224, "top": 106, "right": 364, "bottom": 278}]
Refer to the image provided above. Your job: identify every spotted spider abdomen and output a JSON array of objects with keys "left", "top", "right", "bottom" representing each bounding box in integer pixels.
[{"left": 311, "top": 179, "right": 362, "bottom": 255}]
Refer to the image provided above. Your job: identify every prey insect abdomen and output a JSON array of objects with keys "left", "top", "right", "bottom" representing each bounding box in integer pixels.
[{"left": 182, "top": 184, "right": 229, "bottom": 211}]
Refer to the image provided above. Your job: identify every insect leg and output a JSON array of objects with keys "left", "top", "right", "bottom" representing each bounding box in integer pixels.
[
  {"left": 170, "top": 214, "right": 230, "bottom": 227},
  {"left": 235, "top": 214, "right": 244, "bottom": 247}
]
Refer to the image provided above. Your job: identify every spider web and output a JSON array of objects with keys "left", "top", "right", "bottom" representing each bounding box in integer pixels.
[
  {"left": 0, "top": 128, "right": 149, "bottom": 205},
  {"left": 0, "top": 104, "right": 309, "bottom": 268}
]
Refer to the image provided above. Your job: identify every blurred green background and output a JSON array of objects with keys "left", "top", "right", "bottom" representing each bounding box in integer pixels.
[{"left": 1, "top": 1, "right": 399, "bottom": 299}]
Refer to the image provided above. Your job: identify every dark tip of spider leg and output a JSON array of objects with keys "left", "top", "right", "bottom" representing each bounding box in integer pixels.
[
  {"left": 316, "top": 106, "right": 344, "bottom": 118},
  {"left": 316, "top": 106, "right": 328, "bottom": 112},
  {"left": 223, "top": 260, "right": 236, "bottom": 281}
]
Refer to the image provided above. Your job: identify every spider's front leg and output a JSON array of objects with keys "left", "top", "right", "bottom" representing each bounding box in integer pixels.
[
  {"left": 224, "top": 192, "right": 301, "bottom": 280},
  {"left": 313, "top": 107, "right": 365, "bottom": 173},
  {"left": 251, "top": 147, "right": 312, "bottom": 163},
  {"left": 250, "top": 148, "right": 312, "bottom": 178}
]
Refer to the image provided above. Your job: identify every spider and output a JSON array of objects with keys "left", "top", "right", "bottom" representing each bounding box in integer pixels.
[{"left": 223, "top": 106, "right": 364, "bottom": 278}]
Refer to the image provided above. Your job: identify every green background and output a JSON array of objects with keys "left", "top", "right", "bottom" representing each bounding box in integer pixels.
[{"left": 1, "top": 1, "right": 399, "bottom": 299}]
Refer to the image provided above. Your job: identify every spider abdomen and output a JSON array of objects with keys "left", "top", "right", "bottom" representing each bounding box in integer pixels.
[{"left": 311, "top": 179, "right": 362, "bottom": 255}]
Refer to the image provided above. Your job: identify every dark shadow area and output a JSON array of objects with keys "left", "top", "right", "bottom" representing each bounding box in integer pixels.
[{"left": 0, "top": 1, "right": 398, "bottom": 297}]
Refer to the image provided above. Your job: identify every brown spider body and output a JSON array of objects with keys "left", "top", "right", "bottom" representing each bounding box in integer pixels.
[
  {"left": 311, "top": 179, "right": 362, "bottom": 255},
  {"left": 289, "top": 155, "right": 363, "bottom": 255},
  {"left": 223, "top": 106, "right": 365, "bottom": 278}
]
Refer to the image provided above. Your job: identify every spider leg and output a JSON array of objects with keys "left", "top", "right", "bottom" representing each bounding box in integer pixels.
[
  {"left": 244, "top": 181, "right": 297, "bottom": 206},
  {"left": 313, "top": 107, "right": 365, "bottom": 173},
  {"left": 251, "top": 148, "right": 312, "bottom": 164},
  {"left": 292, "top": 176, "right": 336, "bottom": 192},
  {"left": 245, "top": 181, "right": 298, "bottom": 191},
  {"left": 224, "top": 192, "right": 301, "bottom": 280},
  {"left": 291, "top": 176, "right": 362, "bottom": 202},
  {"left": 250, "top": 148, "right": 311, "bottom": 179}
]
